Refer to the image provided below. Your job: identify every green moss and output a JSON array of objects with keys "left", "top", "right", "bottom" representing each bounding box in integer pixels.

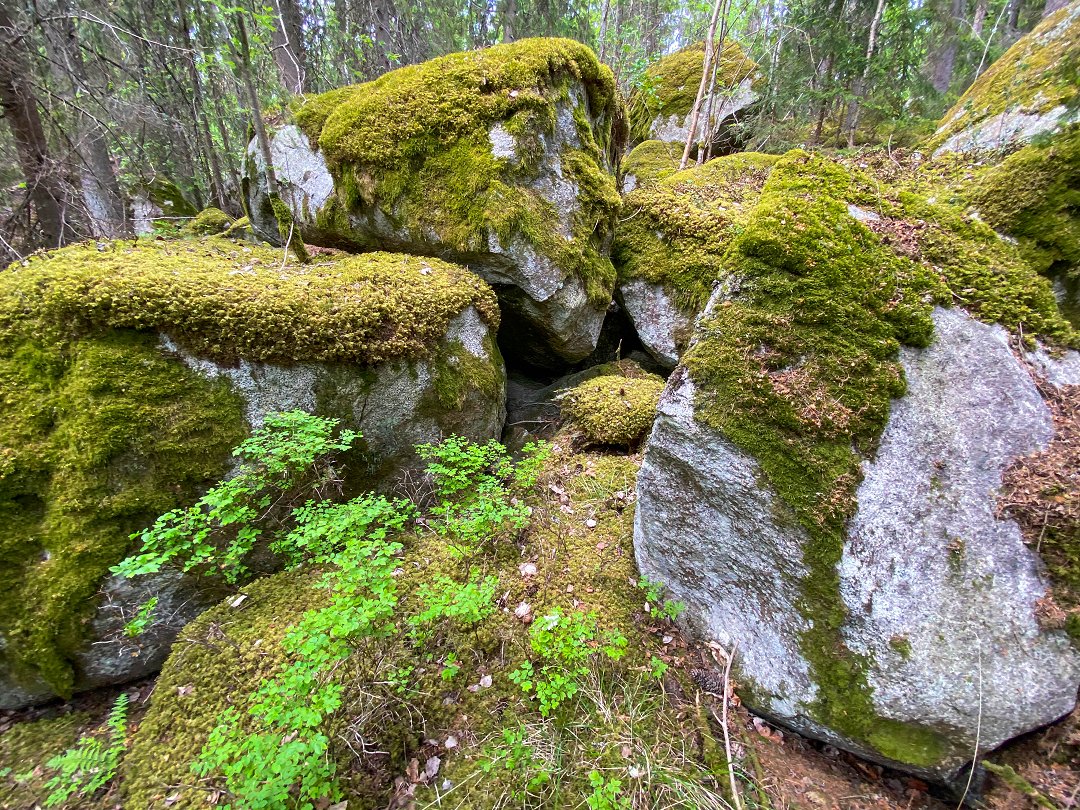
[
  {"left": 559, "top": 373, "right": 665, "bottom": 446},
  {"left": 121, "top": 569, "right": 332, "bottom": 810},
  {"left": 1, "top": 238, "right": 500, "bottom": 366},
  {"left": 614, "top": 152, "right": 780, "bottom": 312},
  {"left": 622, "top": 140, "right": 682, "bottom": 188},
  {"left": 968, "top": 126, "right": 1080, "bottom": 316},
  {"left": 145, "top": 177, "right": 198, "bottom": 220},
  {"left": 0, "top": 710, "right": 90, "bottom": 805},
  {"left": 184, "top": 207, "right": 233, "bottom": 235},
  {"left": 292, "top": 38, "right": 624, "bottom": 308},
  {"left": 928, "top": 3, "right": 1080, "bottom": 150},
  {"left": 681, "top": 150, "right": 949, "bottom": 765},
  {"left": 268, "top": 193, "right": 311, "bottom": 263},
  {"left": 425, "top": 333, "right": 504, "bottom": 413},
  {"left": 0, "top": 330, "right": 247, "bottom": 697},
  {"left": 627, "top": 40, "right": 758, "bottom": 144}
]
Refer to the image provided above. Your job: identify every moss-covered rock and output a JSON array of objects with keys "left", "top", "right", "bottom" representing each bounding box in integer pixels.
[
  {"left": 0, "top": 237, "right": 506, "bottom": 709},
  {"left": 626, "top": 40, "right": 758, "bottom": 150},
  {"left": 634, "top": 148, "right": 1080, "bottom": 781},
  {"left": 246, "top": 38, "right": 625, "bottom": 367},
  {"left": 929, "top": 0, "right": 1080, "bottom": 154},
  {"left": 614, "top": 152, "right": 780, "bottom": 366},
  {"left": 184, "top": 207, "right": 233, "bottom": 236},
  {"left": 621, "top": 139, "right": 682, "bottom": 191},
  {"left": 559, "top": 369, "right": 665, "bottom": 446}
]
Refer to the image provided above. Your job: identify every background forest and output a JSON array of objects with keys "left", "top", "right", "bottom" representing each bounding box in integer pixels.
[{"left": 0, "top": 0, "right": 1067, "bottom": 263}]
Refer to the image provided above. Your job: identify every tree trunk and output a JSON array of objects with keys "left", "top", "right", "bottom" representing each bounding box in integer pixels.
[
  {"left": 808, "top": 53, "right": 833, "bottom": 146},
  {"left": 845, "top": 0, "right": 886, "bottom": 147},
  {"left": 178, "top": 0, "right": 227, "bottom": 209},
  {"left": 502, "top": 0, "right": 517, "bottom": 42},
  {"left": 1043, "top": 0, "right": 1069, "bottom": 17},
  {"left": 930, "top": 0, "right": 966, "bottom": 94},
  {"left": 46, "top": 0, "right": 130, "bottom": 238},
  {"left": 972, "top": 0, "right": 989, "bottom": 34},
  {"left": 0, "top": 5, "right": 74, "bottom": 247},
  {"left": 270, "top": 0, "right": 307, "bottom": 93},
  {"left": 679, "top": 0, "right": 724, "bottom": 170},
  {"left": 598, "top": 0, "right": 611, "bottom": 62}
]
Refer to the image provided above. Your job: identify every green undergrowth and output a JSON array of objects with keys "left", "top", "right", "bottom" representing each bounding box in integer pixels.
[
  {"left": 614, "top": 152, "right": 780, "bottom": 313},
  {"left": 559, "top": 369, "right": 665, "bottom": 447},
  {"left": 622, "top": 139, "right": 683, "bottom": 188},
  {"left": 627, "top": 40, "right": 758, "bottom": 144},
  {"left": 928, "top": 2, "right": 1080, "bottom": 150},
  {"left": 1, "top": 238, "right": 499, "bottom": 365},
  {"left": 115, "top": 420, "right": 734, "bottom": 809},
  {"left": 1, "top": 710, "right": 91, "bottom": 806},
  {"left": 681, "top": 147, "right": 1075, "bottom": 767},
  {"left": 292, "top": 38, "right": 624, "bottom": 308},
  {"left": 0, "top": 330, "right": 246, "bottom": 697}
]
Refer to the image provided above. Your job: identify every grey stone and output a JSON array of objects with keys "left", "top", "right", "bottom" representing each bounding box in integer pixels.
[
  {"left": 933, "top": 105, "right": 1079, "bottom": 156},
  {"left": 647, "top": 79, "right": 757, "bottom": 146},
  {"left": 618, "top": 278, "right": 692, "bottom": 369},
  {"left": 634, "top": 305, "right": 1080, "bottom": 780}
]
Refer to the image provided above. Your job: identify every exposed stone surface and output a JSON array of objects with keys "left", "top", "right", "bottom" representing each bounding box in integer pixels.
[
  {"left": 635, "top": 306, "right": 1080, "bottom": 779},
  {"left": 618, "top": 278, "right": 691, "bottom": 368}
]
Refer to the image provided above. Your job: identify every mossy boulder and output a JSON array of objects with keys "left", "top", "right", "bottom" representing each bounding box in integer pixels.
[
  {"left": 245, "top": 38, "right": 625, "bottom": 367},
  {"left": 132, "top": 177, "right": 199, "bottom": 235},
  {"left": 929, "top": 0, "right": 1080, "bottom": 154},
  {"left": 626, "top": 40, "right": 758, "bottom": 151},
  {"left": 559, "top": 370, "right": 665, "bottom": 446},
  {"left": 621, "top": 139, "right": 682, "bottom": 191},
  {"left": 613, "top": 152, "right": 779, "bottom": 367},
  {"left": 0, "top": 237, "right": 505, "bottom": 709},
  {"left": 633, "top": 149, "right": 1080, "bottom": 781},
  {"left": 184, "top": 206, "right": 233, "bottom": 235}
]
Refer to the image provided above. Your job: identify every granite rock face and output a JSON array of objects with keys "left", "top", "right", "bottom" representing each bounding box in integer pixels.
[{"left": 635, "top": 306, "right": 1080, "bottom": 780}]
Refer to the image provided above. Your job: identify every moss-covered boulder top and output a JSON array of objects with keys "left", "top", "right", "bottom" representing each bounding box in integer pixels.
[
  {"left": 559, "top": 369, "right": 665, "bottom": 447},
  {"left": 294, "top": 37, "right": 621, "bottom": 171},
  {"left": 621, "top": 139, "right": 683, "bottom": 190},
  {"left": 627, "top": 40, "right": 758, "bottom": 146},
  {"left": 0, "top": 237, "right": 499, "bottom": 365},
  {"left": 929, "top": 0, "right": 1080, "bottom": 154}
]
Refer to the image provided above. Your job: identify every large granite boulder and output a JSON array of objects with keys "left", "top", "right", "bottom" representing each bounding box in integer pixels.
[
  {"left": 613, "top": 152, "right": 779, "bottom": 367},
  {"left": 929, "top": 0, "right": 1080, "bottom": 155},
  {"left": 634, "top": 150, "right": 1080, "bottom": 780},
  {"left": 626, "top": 40, "right": 758, "bottom": 152},
  {"left": 246, "top": 38, "right": 624, "bottom": 368},
  {"left": 0, "top": 237, "right": 505, "bottom": 709}
]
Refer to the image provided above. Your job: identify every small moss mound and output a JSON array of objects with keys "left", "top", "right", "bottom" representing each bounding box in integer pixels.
[
  {"left": 0, "top": 710, "right": 90, "bottom": 804},
  {"left": 1, "top": 238, "right": 500, "bottom": 365},
  {"left": 622, "top": 139, "right": 682, "bottom": 188},
  {"left": 614, "top": 152, "right": 780, "bottom": 312},
  {"left": 184, "top": 207, "right": 233, "bottom": 235},
  {"left": 559, "top": 371, "right": 666, "bottom": 446},
  {"left": 929, "top": 1, "right": 1080, "bottom": 150},
  {"left": 292, "top": 38, "right": 624, "bottom": 307},
  {"left": 627, "top": 39, "right": 758, "bottom": 144}
]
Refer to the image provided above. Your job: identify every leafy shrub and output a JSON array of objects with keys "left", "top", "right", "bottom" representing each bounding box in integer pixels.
[{"left": 510, "top": 611, "right": 627, "bottom": 717}]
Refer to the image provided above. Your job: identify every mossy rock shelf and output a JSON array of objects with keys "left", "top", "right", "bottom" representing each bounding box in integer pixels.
[
  {"left": 0, "top": 237, "right": 506, "bottom": 709},
  {"left": 246, "top": 37, "right": 626, "bottom": 368}
]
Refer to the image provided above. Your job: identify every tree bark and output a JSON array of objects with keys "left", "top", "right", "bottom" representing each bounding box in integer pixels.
[
  {"left": 679, "top": 0, "right": 724, "bottom": 170},
  {"left": 0, "top": 5, "right": 74, "bottom": 247},
  {"left": 1042, "top": 0, "right": 1069, "bottom": 17},
  {"left": 502, "top": 0, "right": 517, "bottom": 42},
  {"left": 270, "top": 0, "right": 307, "bottom": 93},
  {"left": 930, "top": 0, "right": 966, "bottom": 94},
  {"left": 845, "top": 0, "right": 886, "bottom": 147},
  {"left": 45, "top": 0, "right": 130, "bottom": 237},
  {"left": 177, "top": 0, "right": 227, "bottom": 209}
]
